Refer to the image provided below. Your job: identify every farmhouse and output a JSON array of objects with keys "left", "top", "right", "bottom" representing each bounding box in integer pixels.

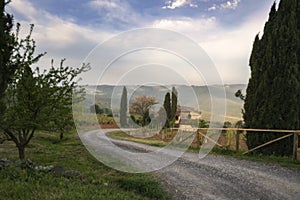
[{"left": 174, "top": 105, "right": 202, "bottom": 127}]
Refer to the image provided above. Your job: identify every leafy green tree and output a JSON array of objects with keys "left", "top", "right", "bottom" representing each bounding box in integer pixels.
[
  {"left": 120, "top": 86, "right": 127, "bottom": 127},
  {"left": 222, "top": 121, "right": 232, "bottom": 133},
  {"left": 49, "top": 59, "right": 87, "bottom": 140},
  {"left": 1, "top": 62, "right": 88, "bottom": 159},
  {"left": 235, "top": 89, "right": 245, "bottom": 101},
  {"left": 0, "top": 24, "right": 88, "bottom": 159},
  {"left": 223, "top": 121, "right": 232, "bottom": 128},
  {"left": 90, "top": 104, "right": 102, "bottom": 114},
  {"left": 243, "top": 0, "right": 300, "bottom": 156},
  {"left": 235, "top": 120, "right": 244, "bottom": 128},
  {"left": 199, "top": 119, "right": 209, "bottom": 128},
  {"left": 163, "top": 92, "right": 171, "bottom": 128},
  {"left": 187, "top": 112, "right": 191, "bottom": 120},
  {"left": 103, "top": 107, "right": 113, "bottom": 117}
]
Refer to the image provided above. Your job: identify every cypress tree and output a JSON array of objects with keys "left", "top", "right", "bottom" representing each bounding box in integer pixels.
[
  {"left": 0, "top": 0, "right": 15, "bottom": 115},
  {"left": 171, "top": 87, "right": 178, "bottom": 122},
  {"left": 163, "top": 92, "right": 171, "bottom": 128},
  {"left": 120, "top": 86, "right": 127, "bottom": 127},
  {"left": 244, "top": 0, "right": 300, "bottom": 156}
]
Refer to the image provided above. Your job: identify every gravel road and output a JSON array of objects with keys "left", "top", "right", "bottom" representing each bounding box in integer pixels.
[{"left": 80, "top": 129, "right": 300, "bottom": 200}]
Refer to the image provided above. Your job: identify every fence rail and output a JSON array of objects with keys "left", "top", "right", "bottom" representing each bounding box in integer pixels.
[{"left": 168, "top": 128, "right": 300, "bottom": 160}]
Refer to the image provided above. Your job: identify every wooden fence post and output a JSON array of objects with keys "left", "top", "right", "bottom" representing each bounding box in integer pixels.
[
  {"left": 235, "top": 130, "right": 240, "bottom": 152},
  {"left": 293, "top": 132, "right": 299, "bottom": 160},
  {"left": 196, "top": 130, "right": 200, "bottom": 149}
]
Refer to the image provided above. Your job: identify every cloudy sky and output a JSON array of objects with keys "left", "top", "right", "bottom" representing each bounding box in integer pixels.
[{"left": 7, "top": 0, "right": 277, "bottom": 85}]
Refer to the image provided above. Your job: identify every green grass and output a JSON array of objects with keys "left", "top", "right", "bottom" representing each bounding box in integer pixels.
[
  {"left": 108, "top": 131, "right": 167, "bottom": 147},
  {"left": 108, "top": 131, "right": 300, "bottom": 171},
  {"left": 0, "top": 131, "right": 168, "bottom": 200},
  {"left": 97, "top": 114, "right": 116, "bottom": 124},
  {"left": 108, "top": 131, "right": 201, "bottom": 152},
  {"left": 211, "top": 147, "right": 300, "bottom": 170}
]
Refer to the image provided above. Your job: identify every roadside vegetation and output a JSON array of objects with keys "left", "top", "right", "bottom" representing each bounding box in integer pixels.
[
  {"left": 1, "top": 0, "right": 300, "bottom": 198},
  {"left": 0, "top": 2, "right": 168, "bottom": 199},
  {"left": 0, "top": 130, "right": 168, "bottom": 200},
  {"left": 211, "top": 147, "right": 300, "bottom": 171},
  {"left": 108, "top": 130, "right": 300, "bottom": 171}
]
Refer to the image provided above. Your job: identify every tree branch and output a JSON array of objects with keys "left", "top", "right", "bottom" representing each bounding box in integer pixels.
[{"left": 3, "top": 129, "right": 20, "bottom": 146}]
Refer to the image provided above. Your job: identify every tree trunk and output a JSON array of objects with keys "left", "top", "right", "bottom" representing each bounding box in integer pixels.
[
  {"left": 18, "top": 146, "right": 25, "bottom": 160},
  {"left": 60, "top": 131, "right": 64, "bottom": 140}
]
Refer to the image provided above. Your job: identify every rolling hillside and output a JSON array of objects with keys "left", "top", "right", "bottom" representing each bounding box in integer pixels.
[{"left": 84, "top": 84, "right": 246, "bottom": 123}]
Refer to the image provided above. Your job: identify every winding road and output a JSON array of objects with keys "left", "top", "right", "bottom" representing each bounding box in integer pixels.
[{"left": 80, "top": 129, "right": 300, "bottom": 200}]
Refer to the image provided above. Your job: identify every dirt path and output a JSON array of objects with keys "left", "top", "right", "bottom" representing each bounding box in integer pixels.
[
  {"left": 80, "top": 130, "right": 300, "bottom": 200},
  {"left": 158, "top": 154, "right": 300, "bottom": 199}
]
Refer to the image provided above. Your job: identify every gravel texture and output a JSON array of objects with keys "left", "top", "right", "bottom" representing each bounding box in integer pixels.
[
  {"left": 81, "top": 130, "right": 300, "bottom": 200},
  {"left": 158, "top": 154, "right": 300, "bottom": 200}
]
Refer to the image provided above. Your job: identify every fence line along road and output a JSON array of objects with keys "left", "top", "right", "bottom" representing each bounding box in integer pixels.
[{"left": 169, "top": 128, "right": 300, "bottom": 160}]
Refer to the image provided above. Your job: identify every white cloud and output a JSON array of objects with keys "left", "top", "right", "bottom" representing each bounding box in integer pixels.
[
  {"left": 6, "top": 0, "right": 274, "bottom": 85},
  {"left": 89, "top": 0, "right": 119, "bottom": 9},
  {"left": 7, "top": 0, "right": 114, "bottom": 72},
  {"left": 221, "top": 0, "right": 241, "bottom": 10},
  {"left": 89, "top": 0, "right": 138, "bottom": 24},
  {"left": 200, "top": 15, "right": 269, "bottom": 84},
  {"left": 152, "top": 17, "right": 217, "bottom": 36},
  {"left": 162, "top": 0, "right": 198, "bottom": 9},
  {"left": 206, "top": 0, "right": 241, "bottom": 11},
  {"left": 208, "top": 4, "right": 217, "bottom": 11},
  {"left": 152, "top": 6, "right": 270, "bottom": 84}
]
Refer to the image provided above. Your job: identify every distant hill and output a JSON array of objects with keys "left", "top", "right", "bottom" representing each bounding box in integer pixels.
[{"left": 84, "top": 84, "right": 247, "bottom": 123}]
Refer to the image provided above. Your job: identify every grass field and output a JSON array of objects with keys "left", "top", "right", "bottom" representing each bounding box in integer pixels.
[{"left": 0, "top": 131, "right": 168, "bottom": 200}]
